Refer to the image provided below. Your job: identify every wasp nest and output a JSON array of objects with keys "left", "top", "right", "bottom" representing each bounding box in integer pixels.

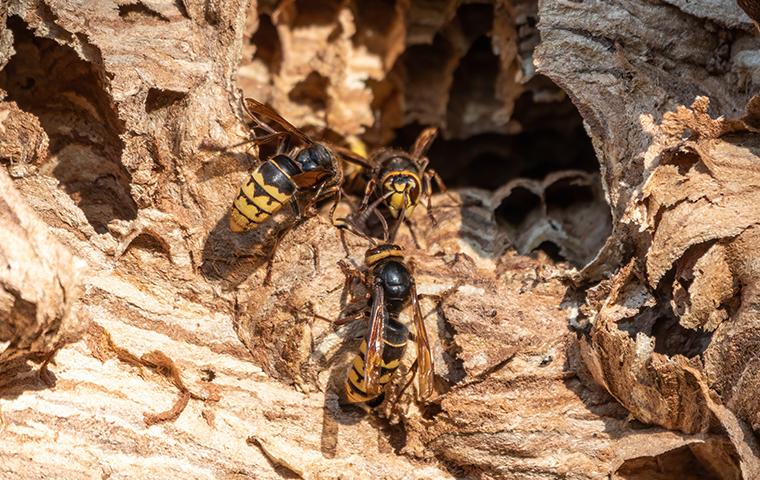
[{"left": 1, "top": 0, "right": 760, "bottom": 479}]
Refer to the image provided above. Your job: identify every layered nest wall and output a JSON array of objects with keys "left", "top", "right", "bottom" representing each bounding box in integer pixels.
[{"left": 1, "top": 0, "right": 760, "bottom": 479}]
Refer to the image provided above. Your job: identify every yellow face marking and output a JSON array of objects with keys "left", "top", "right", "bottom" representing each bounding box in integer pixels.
[
  {"left": 250, "top": 171, "right": 292, "bottom": 203},
  {"left": 381, "top": 171, "right": 421, "bottom": 189},
  {"left": 381, "top": 171, "right": 421, "bottom": 218}
]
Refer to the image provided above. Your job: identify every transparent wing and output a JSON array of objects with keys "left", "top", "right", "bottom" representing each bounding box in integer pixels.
[
  {"left": 363, "top": 281, "right": 386, "bottom": 396},
  {"left": 410, "top": 280, "right": 434, "bottom": 398},
  {"left": 243, "top": 97, "right": 312, "bottom": 145}
]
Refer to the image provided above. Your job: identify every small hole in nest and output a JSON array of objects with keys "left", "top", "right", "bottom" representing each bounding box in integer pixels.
[
  {"left": 421, "top": 402, "right": 443, "bottom": 420},
  {"left": 251, "top": 13, "right": 283, "bottom": 74},
  {"left": 121, "top": 233, "right": 173, "bottom": 272},
  {"left": 615, "top": 444, "right": 725, "bottom": 479},
  {"left": 124, "top": 233, "right": 171, "bottom": 259},
  {"left": 118, "top": 3, "right": 169, "bottom": 22},
  {"left": 532, "top": 241, "right": 564, "bottom": 263},
  {"left": 293, "top": 0, "right": 343, "bottom": 27},
  {"left": 145, "top": 88, "right": 186, "bottom": 113},
  {"left": 662, "top": 149, "right": 701, "bottom": 175},
  {"left": 289, "top": 72, "right": 330, "bottom": 111},
  {"left": 545, "top": 178, "right": 595, "bottom": 210},
  {"left": 495, "top": 187, "right": 541, "bottom": 227},
  {"left": 652, "top": 315, "right": 712, "bottom": 359}
]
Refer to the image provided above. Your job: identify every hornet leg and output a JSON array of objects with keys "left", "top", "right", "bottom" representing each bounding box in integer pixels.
[{"left": 263, "top": 197, "right": 302, "bottom": 286}]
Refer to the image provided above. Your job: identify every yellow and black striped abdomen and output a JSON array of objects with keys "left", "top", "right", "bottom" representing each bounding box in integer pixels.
[
  {"left": 229, "top": 157, "right": 297, "bottom": 232},
  {"left": 343, "top": 318, "right": 409, "bottom": 407}
]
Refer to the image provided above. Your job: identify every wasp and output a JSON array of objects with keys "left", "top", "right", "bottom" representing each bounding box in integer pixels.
[
  {"left": 338, "top": 243, "right": 434, "bottom": 409},
  {"left": 228, "top": 98, "right": 365, "bottom": 281},
  {"left": 353, "top": 127, "right": 449, "bottom": 241},
  {"left": 229, "top": 98, "right": 343, "bottom": 233}
]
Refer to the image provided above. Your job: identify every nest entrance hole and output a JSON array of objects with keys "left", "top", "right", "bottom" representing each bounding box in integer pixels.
[
  {"left": 394, "top": 76, "right": 609, "bottom": 266},
  {"left": 250, "top": 13, "right": 283, "bottom": 75},
  {"left": 615, "top": 443, "right": 728, "bottom": 480},
  {"left": 393, "top": 79, "right": 599, "bottom": 187},
  {"left": 0, "top": 16, "right": 137, "bottom": 234}
]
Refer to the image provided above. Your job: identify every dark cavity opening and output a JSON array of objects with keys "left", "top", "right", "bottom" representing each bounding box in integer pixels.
[
  {"left": 446, "top": 34, "right": 500, "bottom": 139},
  {"left": 662, "top": 149, "right": 701, "bottom": 175},
  {"left": 351, "top": 0, "right": 398, "bottom": 58},
  {"left": 123, "top": 233, "right": 171, "bottom": 261},
  {"left": 251, "top": 13, "right": 282, "bottom": 75},
  {"left": 392, "top": 72, "right": 607, "bottom": 265},
  {"left": 118, "top": 3, "right": 169, "bottom": 23},
  {"left": 532, "top": 241, "right": 564, "bottom": 262},
  {"left": 293, "top": 0, "right": 343, "bottom": 27},
  {"left": 0, "top": 16, "right": 137, "bottom": 233},
  {"left": 288, "top": 71, "right": 330, "bottom": 111},
  {"left": 614, "top": 302, "right": 711, "bottom": 359},
  {"left": 652, "top": 315, "right": 713, "bottom": 359},
  {"left": 145, "top": 88, "right": 186, "bottom": 113},
  {"left": 395, "top": 84, "right": 599, "bottom": 190},
  {"left": 615, "top": 443, "right": 727, "bottom": 480},
  {"left": 545, "top": 178, "right": 595, "bottom": 210},
  {"left": 495, "top": 187, "right": 541, "bottom": 227}
]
